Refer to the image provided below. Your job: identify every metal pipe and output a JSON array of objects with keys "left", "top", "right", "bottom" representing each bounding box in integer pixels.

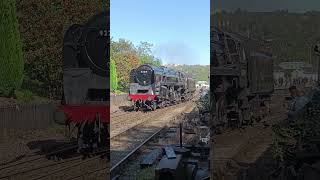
[{"left": 180, "top": 123, "right": 182, "bottom": 148}]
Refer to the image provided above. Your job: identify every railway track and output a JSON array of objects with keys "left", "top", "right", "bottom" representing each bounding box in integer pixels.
[
  {"left": 110, "top": 125, "right": 166, "bottom": 177},
  {"left": 0, "top": 142, "right": 108, "bottom": 180},
  {"left": 110, "top": 98, "right": 199, "bottom": 138},
  {"left": 110, "top": 102, "right": 187, "bottom": 138},
  {"left": 110, "top": 110, "right": 132, "bottom": 118},
  {"left": 110, "top": 111, "right": 152, "bottom": 138},
  {"left": 110, "top": 99, "right": 196, "bottom": 178}
]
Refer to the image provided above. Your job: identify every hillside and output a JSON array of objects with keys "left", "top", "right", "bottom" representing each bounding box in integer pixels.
[{"left": 167, "top": 64, "right": 209, "bottom": 82}]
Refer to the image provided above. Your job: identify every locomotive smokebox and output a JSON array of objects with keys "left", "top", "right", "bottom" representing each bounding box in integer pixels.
[{"left": 62, "top": 12, "right": 109, "bottom": 104}]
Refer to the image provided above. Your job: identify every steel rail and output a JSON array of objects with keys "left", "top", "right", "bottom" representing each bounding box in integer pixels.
[{"left": 110, "top": 126, "right": 165, "bottom": 174}]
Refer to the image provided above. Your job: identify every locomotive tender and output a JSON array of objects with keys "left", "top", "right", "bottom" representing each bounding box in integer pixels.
[
  {"left": 55, "top": 12, "right": 109, "bottom": 154},
  {"left": 210, "top": 27, "right": 274, "bottom": 132},
  {"left": 129, "top": 64, "right": 196, "bottom": 111}
]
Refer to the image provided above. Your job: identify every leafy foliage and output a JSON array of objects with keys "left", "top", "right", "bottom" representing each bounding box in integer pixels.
[
  {"left": 197, "top": 91, "right": 210, "bottom": 113},
  {"left": 169, "top": 64, "right": 209, "bottom": 82},
  {"left": 110, "top": 58, "right": 118, "bottom": 92},
  {"left": 272, "top": 90, "right": 320, "bottom": 162},
  {"left": 0, "top": 0, "right": 24, "bottom": 97},
  {"left": 111, "top": 38, "right": 162, "bottom": 92},
  {"left": 16, "top": 0, "right": 107, "bottom": 99},
  {"left": 15, "top": 89, "right": 35, "bottom": 102},
  {"left": 214, "top": 10, "right": 320, "bottom": 67},
  {"left": 137, "top": 42, "right": 161, "bottom": 66}
]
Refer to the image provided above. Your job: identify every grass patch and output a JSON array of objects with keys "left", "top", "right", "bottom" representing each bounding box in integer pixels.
[
  {"left": 47, "top": 123, "right": 66, "bottom": 135},
  {"left": 14, "top": 89, "right": 50, "bottom": 103},
  {"left": 15, "top": 89, "right": 35, "bottom": 102},
  {"left": 111, "top": 89, "right": 127, "bottom": 95}
]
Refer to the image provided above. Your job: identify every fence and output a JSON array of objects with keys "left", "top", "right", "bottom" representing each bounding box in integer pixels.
[
  {"left": 0, "top": 103, "right": 56, "bottom": 131},
  {"left": 110, "top": 94, "right": 129, "bottom": 107}
]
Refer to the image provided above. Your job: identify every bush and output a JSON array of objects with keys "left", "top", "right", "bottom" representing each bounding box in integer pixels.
[
  {"left": 110, "top": 58, "right": 118, "bottom": 92},
  {"left": 0, "top": 0, "right": 24, "bottom": 97},
  {"left": 15, "top": 90, "right": 35, "bottom": 102},
  {"left": 16, "top": 0, "right": 106, "bottom": 99}
]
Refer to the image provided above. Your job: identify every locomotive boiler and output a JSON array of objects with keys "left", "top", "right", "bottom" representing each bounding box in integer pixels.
[
  {"left": 55, "top": 12, "right": 109, "bottom": 154},
  {"left": 129, "top": 64, "right": 196, "bottom": 111},
  {"left": 210, "top": 27, "right": 274, "bottom": 132}
]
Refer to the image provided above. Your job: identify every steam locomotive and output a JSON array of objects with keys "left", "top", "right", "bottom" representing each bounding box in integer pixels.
[
  {"left": 129, "top": 64, "right": 196, "bottom": 111},
  {"left": 210, "top": 27, "right": 274, "bottom": 132},
  {"left": 54, "top": 12, "right": 109, "bottom": 154}
]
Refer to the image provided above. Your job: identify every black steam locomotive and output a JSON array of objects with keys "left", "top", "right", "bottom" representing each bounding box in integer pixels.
[
  {"left": 210, "top": 27, "right": 274, "bottom": 132},
  {"left": 129, "top": 64, "right": 196, "bottom": 111},
  {"left": 55, "top": 12, "right": 109, "bottom": 155}
]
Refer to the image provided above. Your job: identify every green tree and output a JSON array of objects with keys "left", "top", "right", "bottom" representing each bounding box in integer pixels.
[
  {"left": 137, "top": 41, "right": 162, "bottom": 66},
  {"left": 111, "top": 39, "right": 164, "bottom": 92},
  {"left": 0, "top": 0, "right": 24, "bottom": 97},
  {"left": 170, "top": 65, "right": 209, "bottom": 82},
  {"left": 110, "top": 58, "right": 118, "bottom": 92},
  {"left": 111, "top": 39, "right": 140, "bottom": 91},
  {"left": 16, "top": 0, "right": 106, "bottom": 99}
]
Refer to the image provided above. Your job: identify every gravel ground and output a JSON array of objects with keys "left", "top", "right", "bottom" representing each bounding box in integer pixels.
[
  {"left": 0, "top": 124, "right": 109, "bottom": 180},
  {"left": 110, "top": 99, "right": 199, "bottom": 179},
  {"left": 110, "top": 100, "right": 198, "bottom": 138},
  {"left": 0, "top": 124, "right": 66, "bottom": 164},
  {"left": 212, "top": 91, "right": 288, "bottom": 180}
]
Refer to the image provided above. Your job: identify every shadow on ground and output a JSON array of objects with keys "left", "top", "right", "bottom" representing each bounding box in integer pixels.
[
  {"left": 118, "top": 105, "right": 134, "bottom": 112},
  {"left": 27, "top": 139, "right": 78, "bottom": 159}
]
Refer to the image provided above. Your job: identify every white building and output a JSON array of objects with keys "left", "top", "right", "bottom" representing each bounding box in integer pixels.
[
  {"left": 196, "top": 81, "right": 209, "bottom": 89},
  {"left": 274, "top": 61, "right": 318, "bottom": 89}
]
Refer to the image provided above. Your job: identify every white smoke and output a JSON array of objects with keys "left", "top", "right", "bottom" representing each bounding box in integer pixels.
[{"left": 153, "top": 42, "right": 198, "bottom": 65}]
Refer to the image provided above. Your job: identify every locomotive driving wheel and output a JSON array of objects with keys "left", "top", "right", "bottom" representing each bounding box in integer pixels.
[
  {"left": 151, "top": 101, "right": 157, "bottom": 111},
  {"left": 133, "top": 101, "right": 139, "bottom": 111}
]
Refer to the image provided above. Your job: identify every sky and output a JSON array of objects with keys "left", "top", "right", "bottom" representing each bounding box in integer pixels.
[
  {"left": 111, "top": 0, "right": 210, "bottom": 65},
  {"left": 213, "top": 0, "right": 320, "bottom": 12}
]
